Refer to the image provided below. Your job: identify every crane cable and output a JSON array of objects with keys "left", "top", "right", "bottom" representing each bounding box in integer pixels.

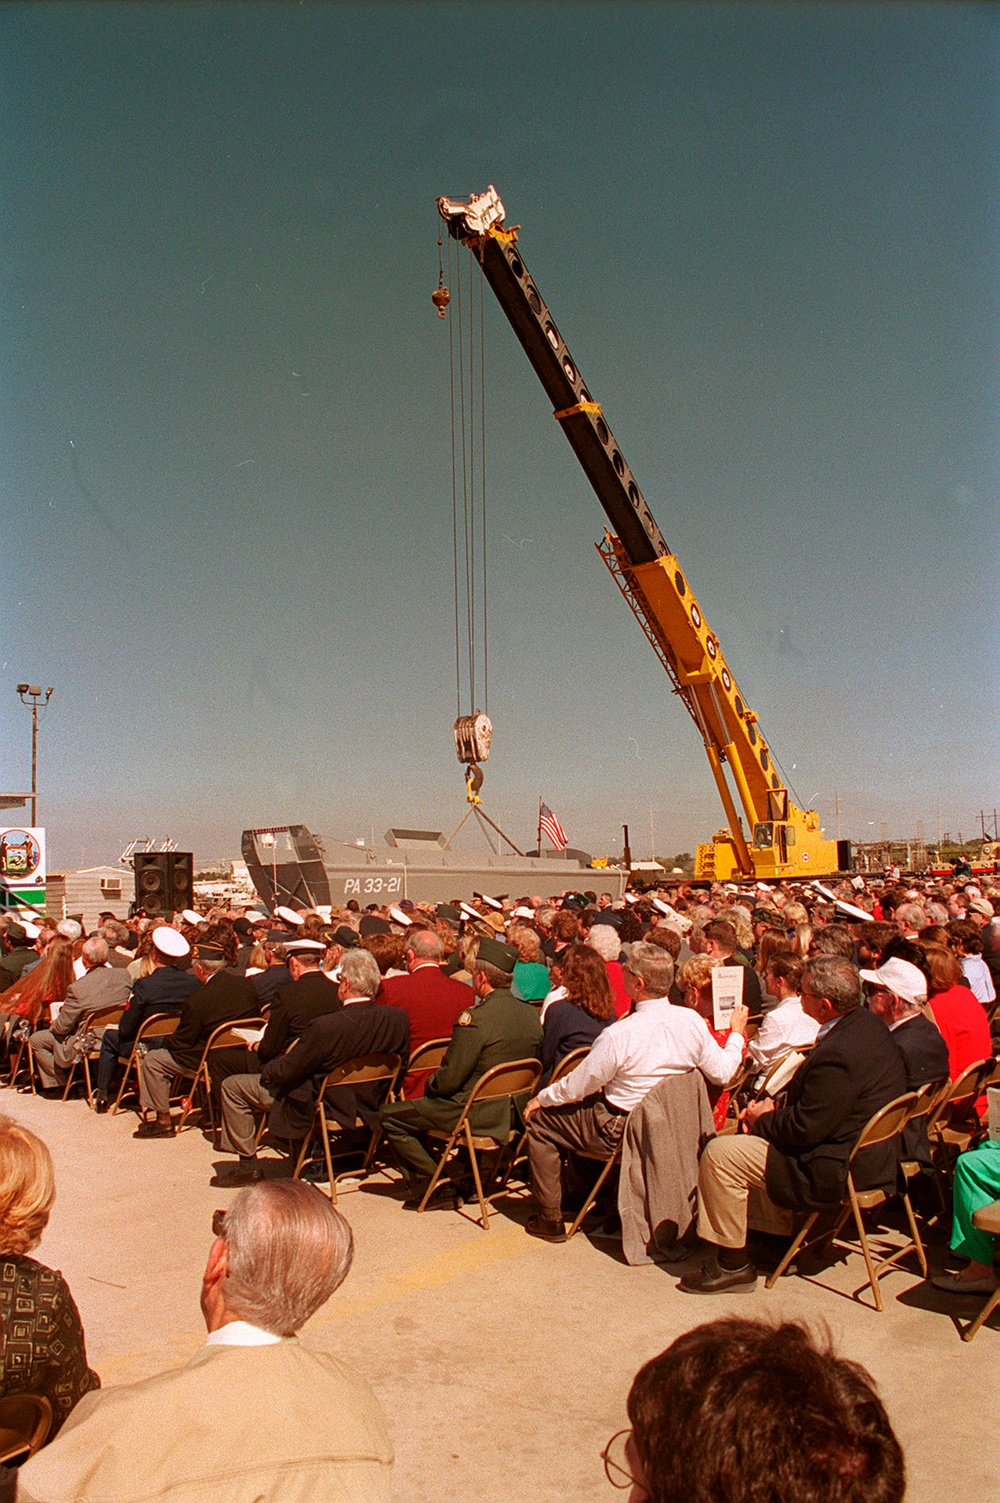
[{"left": 438, "top": 221, "right": 489, "bottom": 721}]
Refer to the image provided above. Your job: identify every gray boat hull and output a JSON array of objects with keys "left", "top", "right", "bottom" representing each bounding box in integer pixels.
[{"left": 242, "top": 825, "right": 628, "bottom": 911}]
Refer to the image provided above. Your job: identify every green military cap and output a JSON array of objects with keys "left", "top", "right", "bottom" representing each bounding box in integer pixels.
[
  {"left": 477, "top": 935, "right": 517, "bottom": 972},
  {"left": 436, "top": 904, "right": 463, "bottom": 923}
]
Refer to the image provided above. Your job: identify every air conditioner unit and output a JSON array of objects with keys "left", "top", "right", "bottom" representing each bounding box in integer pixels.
[{"left": 100, "top": 878, "right": 123, "bottom": 895}]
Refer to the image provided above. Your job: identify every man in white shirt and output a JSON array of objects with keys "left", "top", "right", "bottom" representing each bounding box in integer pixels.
[
  {"left": 521, "top": 942, "right": 748, "bottom": 1242},
  {"left": 17, "top": 1180, "right": 393, "bottom": 1503}
]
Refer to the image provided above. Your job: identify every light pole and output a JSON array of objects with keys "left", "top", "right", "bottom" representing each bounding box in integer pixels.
[{"left": 16, "top": 685, "right": 54, "bottom": 827}]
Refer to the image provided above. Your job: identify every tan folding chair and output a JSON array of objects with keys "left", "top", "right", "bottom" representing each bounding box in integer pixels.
[
  {"left": 958, "top": 1200, "right": 1000, "bottom": 1342},
  {"left": 502, "top": 1046, "right": 593, "bottom": 1185},
  {"left": 398, "top": 1037, "right": 452, "bottom": 1097},
  {"left": 564, "top": 1135, "right": 626, "bottom": 1241},
  {"left": 171, "top": 1017, "right": 264, "bottom": 1136},
  {"left": 926, "top": 1057, "right": 995, "bottom": 1199},
  {"left": 111, "top": 1012, "right": 182, "bottom": 1114},
  {"left": 0, "top": 1393, "right": 52, "bottom": 1464},
  {"left": 765, "top": 1091, "right": 925, "bottom": 1312},
  {"left": 897, "top": 1076, "right": 949, "bottom": 1195},
  {"left": 292, "top": 1053, "right": 402, "bottom": 1203},
  {"left": 5, "top": 1022, "right": 39, "bottom": 1094},
  {"left": 416, "top": 1058, "right": 542, "bottom": 1229},
  {"left": 59, "top": 1004, "right": 126, "bottom": 1107},
  {"left": 720, "top": 1048, "right": 809, "bottom": 1136}
]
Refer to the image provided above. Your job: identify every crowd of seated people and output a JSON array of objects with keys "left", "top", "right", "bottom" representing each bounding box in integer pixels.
[
  {"left": 0, "top": 1100, "right": 915, "bottom": 1500},
  {"left": 0, "top": 868, "right": 996, "bottom": 1286},
  {"left": 0, "top": 870, "right": 996, "bottom": 1492}
]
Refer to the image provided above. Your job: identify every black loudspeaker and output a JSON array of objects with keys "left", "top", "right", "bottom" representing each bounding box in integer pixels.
[{"left": 134, "top": 852, "right": 195, "bottom": 915}]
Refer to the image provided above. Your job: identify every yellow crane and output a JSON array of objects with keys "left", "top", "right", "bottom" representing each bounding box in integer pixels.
[{"left": 438, "top": 188, "right": 848, "bottom": 881}]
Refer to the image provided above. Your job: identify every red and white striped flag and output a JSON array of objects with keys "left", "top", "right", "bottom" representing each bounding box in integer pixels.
[{"left": 539, "top": 802, "right": 568, "bottom": 851}]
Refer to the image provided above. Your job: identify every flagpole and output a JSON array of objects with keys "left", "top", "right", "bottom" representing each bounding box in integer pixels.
[{"left": 538, "top": 797, "right": 543, "bottom": 853}]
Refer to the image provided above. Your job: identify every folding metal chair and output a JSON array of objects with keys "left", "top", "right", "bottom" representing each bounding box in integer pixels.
[
  {"left": 959, "top": 1199, "right": 1000, "bottom": 1342},
  {"left": 0, "top": 1394, "right": 52, "bottom": 1465},
  {"left": 292, "top": 1052, "right": 402, "bottom": 1202},
  {"left": 398, "top": 1036, "right": 452, "bottom": 1098},
  {"left": 4, "top": 1020, "right": 38, "bottom": 1094},
  {"left": 173, "top": 1017, "right": 265, "bottom": 1137},
  {"left": 416, "top": 1058, "right": 542, "bottom": 1228},
  {"left": 765, "top": 1091, "right": 926, "bottom": 1311},
  {"left": 564, "top": 1135, "right": 626, "bottom": 1241},
  {"left": 112, "top": 1012, "right": 181, "bottom": 1114},
  {"left": 59, "top": 1004, "right": 126, "bottom": 1107},
  {"left": 926, "top": 1057, "right": 995, "bottom": 1201},
  {"left": 500, "top": 1046, "right": 594, "bottom": 1189}
]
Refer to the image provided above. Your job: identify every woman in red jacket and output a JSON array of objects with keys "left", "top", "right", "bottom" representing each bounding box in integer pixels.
[{"left": 922, "top": 943, "right": 992, "bottom": 1085}]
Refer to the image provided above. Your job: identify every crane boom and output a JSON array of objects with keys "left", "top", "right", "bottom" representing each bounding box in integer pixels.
[{"left": 438, "top": 188, "right": 845, "bottom": 881}]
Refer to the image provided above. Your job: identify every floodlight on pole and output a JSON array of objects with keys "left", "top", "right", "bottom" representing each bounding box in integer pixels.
[{"left": 16, "top": 685, "right": 54, "bottom": 827}]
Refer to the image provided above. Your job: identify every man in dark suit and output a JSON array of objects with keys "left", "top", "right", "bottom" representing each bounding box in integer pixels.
[
  {"left": 30, "top": 936, "right": 132, "bottom": 1092},
  {"left": 861, "top": 955, "right": 949, "bottom": 1169},
  {"left": 377, "top": 929, "right": 471, "bottom": 1096},
  {"left": 94, "top": 925, "right": 201, "bottom": 1108},
  {"left": 212, "top": 947, "right": 409, "bottom": 1187},
  {"left": 134, "top": 941, "right": 259, "bottom": 1138},
  {"left": 207, "top": 938, "right": 340, "bottom": 1096},
  {"left": 680, "top": 954, "right": 908, "bottom": 1293}
]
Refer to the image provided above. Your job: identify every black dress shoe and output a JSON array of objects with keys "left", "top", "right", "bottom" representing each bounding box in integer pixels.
[
  {"left": 210, "top": 1163, "right": 264, "bottom": 1188},
  {"left": 678, "top": 1256, "right": 758, "bottom": 1294},
  {"left": 133, "top": 1120, "right": 176, "bottom": 1139},
  {"left": 402, "top": 1182, "right": 462, "bottom": 1211},
  {"left": 524, "top": 1213, "right": 568, "bottom": 1244}
]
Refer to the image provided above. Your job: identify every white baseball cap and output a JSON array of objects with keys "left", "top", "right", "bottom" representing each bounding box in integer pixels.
[{"left": 859, "top": 958, "right": 927, "bottom": 1007}]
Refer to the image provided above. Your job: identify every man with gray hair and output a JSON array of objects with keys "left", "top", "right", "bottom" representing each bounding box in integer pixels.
[
  {"left": 29, "top": 936, "right": 132, "bottom": 1095},
  {"left": 213, "top": 946, "right": 409, "bottom": 1188},
  {"left": 521, "top": 942, "right": 748, "bottom": 1241},
  {"left": 16, "top": 1180, "right": 393, "bottom": 1502},
  {"left": 376, "top": 928, "right": 472, "bottom": 1097}
]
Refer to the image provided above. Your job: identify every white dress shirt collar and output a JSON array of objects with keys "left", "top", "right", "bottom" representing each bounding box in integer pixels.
[{"left": 205, "top": 1320, "right": 281, "bottom": 1347}]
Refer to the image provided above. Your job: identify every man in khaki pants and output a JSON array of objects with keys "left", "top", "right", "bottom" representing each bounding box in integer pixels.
[{"left": 680, "top": 955, "right": 907, "bottom": 1295}]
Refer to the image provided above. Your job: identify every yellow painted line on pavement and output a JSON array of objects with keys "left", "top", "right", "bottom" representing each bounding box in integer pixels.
[
  {"left": 312, "top": 1223, "right": 544, "bottom": 1327},
  {"left": 92, "top": 1224, "right": 546, "bottom": 1383}
]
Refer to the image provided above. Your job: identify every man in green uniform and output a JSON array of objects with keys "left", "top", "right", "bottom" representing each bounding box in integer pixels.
[{"left": 379, "top": 936, "right": 542, "bottom": 1208}]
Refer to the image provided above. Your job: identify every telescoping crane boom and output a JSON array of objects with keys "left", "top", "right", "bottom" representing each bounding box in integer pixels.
[{"left": 437, "top": 187, "right": 848, "bottom": 882}]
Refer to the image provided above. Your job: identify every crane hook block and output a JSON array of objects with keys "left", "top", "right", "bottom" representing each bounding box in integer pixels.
[
  {"left": 453, "top": 711, "right": 493, "bottom": 766},
  {"left": 432, "top": 284, "right": 450, "bottom": 318}
]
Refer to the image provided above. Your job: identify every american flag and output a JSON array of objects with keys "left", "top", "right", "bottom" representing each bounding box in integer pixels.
[{"left": 539, "top": 802, "right": 568, "bottom": 851}]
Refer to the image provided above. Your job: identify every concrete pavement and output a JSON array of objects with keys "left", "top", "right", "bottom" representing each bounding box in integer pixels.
[{"left": 9, "top": 1089, "right": 996, "bottom": 1501}]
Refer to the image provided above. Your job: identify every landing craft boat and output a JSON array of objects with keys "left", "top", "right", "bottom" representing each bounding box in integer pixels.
[{"left": 242, "top": 825, "right": 628, "bottom": 913}]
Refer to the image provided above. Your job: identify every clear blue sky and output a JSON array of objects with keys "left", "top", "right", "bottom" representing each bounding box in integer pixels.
[{"left": 2, "top": 2, "right": 997, "bottom": 870}]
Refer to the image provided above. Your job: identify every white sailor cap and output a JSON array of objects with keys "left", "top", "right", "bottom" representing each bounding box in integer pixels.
[
  {"left": 152, "top": 927, "right": 190, "bottom": 960},
  {"left": 276, "top": 906, "right": 305, "bottom": 928},
  {"left": 181, "top": 909, "right": 203, "bottom": 927}
]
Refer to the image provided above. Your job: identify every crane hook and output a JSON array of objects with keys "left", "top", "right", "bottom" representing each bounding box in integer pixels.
[{"left": 432, "top": 283, "right": 450, "bottom": 319}]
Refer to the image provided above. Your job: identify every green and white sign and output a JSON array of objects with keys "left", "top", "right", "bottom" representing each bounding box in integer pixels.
[{"left": 0, "top": 827, "right": 46, "bottom": 909}]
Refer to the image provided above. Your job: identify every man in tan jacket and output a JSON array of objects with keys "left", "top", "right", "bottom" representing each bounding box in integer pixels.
[{"left": 17, "top": 1181, "right": 393, "bottom": 1502}]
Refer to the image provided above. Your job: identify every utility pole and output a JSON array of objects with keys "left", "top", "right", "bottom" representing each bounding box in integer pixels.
[{"left": 16, "top": 685, "right": 54, "bottom": 827}]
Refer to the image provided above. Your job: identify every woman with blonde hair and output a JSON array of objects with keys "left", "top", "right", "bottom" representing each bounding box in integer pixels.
[
  {"left": 507, "top": 923, "right": 551, "bottom": 1003},
  {"left": 0, "top": 1116, "right": 99, "bottom": 1433}
]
